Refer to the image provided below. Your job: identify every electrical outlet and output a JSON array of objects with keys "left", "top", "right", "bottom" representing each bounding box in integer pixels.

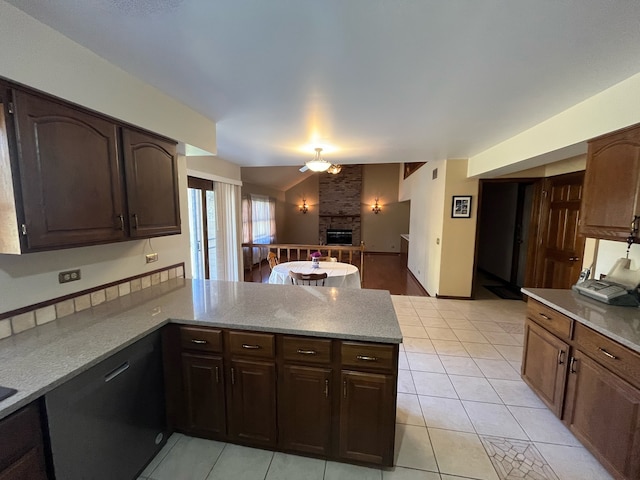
[
  {"left": 59, "top": 269, "right": 81, "bottom": 284},
  {"left": 146, "top": 253, "right": 159, "bottom": 264}
]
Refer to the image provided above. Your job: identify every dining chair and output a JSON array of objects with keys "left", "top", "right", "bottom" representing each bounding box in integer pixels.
[
  {"left": 289, "top": 271, "right": 328, "bottom": 286},
  {"left": 267, "top": 252, "right": 279, "bottom": 271}
]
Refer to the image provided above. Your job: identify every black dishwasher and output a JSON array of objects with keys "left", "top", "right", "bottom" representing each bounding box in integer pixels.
[{"left": 45, "top": 330, "right": 168, "bottom": 480}]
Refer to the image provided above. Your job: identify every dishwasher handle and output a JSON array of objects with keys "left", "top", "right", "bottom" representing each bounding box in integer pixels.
[{"left": 104, "top": 361, "right": 130, "bottom": 383}]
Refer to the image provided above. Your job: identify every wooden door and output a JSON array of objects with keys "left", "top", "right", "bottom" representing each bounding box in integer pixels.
[
  {"left": 564, "top": 350, "right": 640, "bottom": 480},
  {"left": 12, "top": 89, "right": 125, "bottom": 250},
  {"left": 339, "top": 370, "right": 395, "bottom": 466},
  {"left": 521, "top": 320, "right": 569, "bottom": 417},
  {"left": 122, "top": 128, "right": 180, "bottom": 238},
  {"left": 534, "top": 171, "right": 585, "bottom": 288},
  {"left": 227, "top": 359, "right": 277, "bottom": 447},
  {"left": 181, "top": 353, "right": 226, "bottom": 437},
  {"left": 581, "top": 124, "right": 640, "bottom": 241},
  {"left": 279, "top": 365, "right": 332, "bottom": 456}
]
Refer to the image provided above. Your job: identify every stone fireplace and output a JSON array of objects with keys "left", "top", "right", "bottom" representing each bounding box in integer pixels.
[{"left": 318, "top": 165, "right": 362, "bottom": 245}]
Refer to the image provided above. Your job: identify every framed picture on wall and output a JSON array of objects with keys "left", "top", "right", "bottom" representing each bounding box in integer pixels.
[{"left": 451, "top": 195, "right": 472, "bottom": 218}]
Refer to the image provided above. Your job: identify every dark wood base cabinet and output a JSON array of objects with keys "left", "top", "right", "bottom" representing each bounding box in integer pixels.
[
  {"left": 163, "top": 325, "right": 398, "bottom": 467},
  {"left": 522, "top": 298, "right": 640, "bottom": 480},
  {"left": 0, "top": 402, "right": 48, "bottom": 480},
  {"left": 564, "top": 351, "right": 640, "bottom": 480}
]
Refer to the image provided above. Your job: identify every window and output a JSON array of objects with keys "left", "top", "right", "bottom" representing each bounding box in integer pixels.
[{"left": 242, "top": 194, "right": 276, "bottom": 265}]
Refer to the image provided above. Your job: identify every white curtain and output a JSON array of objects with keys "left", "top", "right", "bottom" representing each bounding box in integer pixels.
[{"left": 214, "top": 181, "right": 243, "bottom": 281}]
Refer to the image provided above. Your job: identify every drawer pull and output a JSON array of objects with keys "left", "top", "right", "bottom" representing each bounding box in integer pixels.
[
  {"left": 356, "top": 355, "right": 378, "bottom": 362},
  {"left": 297, "top": 349, "right": 317, "bottom": 355},
  {"left": 598, "top": 348, "right": 618, "bottom": 360},
  {"left": 231, "top": 367, "right": 235, "bottom": 385},
  {"left": 343, "top": 380, "right": 347, "bottom": 398},
  {"left": 557, "top": 350, "right": 565, "bottom": 365},
  {"left": 538, "top": 313, "right": 552, "bottom": 321},
  {"left": 325, "top": 379, "right": 329, "bottom": 398},
  {"left": 242, "top": 344, "right": 261, "bottom": 350},
  {"left": 215, "top": 366, "right": 220, "bottom": 384},
  {"left": 191, "top": 339, "right": 208, "bottom": 345}
]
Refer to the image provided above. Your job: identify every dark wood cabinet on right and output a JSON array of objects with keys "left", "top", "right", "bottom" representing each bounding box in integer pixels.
[
  {"left": 580, "top": 123, "right": 640, "bottom": 241},
  {"left": 522, "top": 298, "right": 640, "bottom": 480}
]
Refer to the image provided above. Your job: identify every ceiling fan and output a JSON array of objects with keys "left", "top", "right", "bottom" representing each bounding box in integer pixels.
[{"left": 299, "top": 147, "right": 342, "bottom": 174}]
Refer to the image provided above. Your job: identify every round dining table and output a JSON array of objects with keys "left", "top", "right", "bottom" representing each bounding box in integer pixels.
[{"left": 268, "top": 261, "right": 361, "bottom": 288}]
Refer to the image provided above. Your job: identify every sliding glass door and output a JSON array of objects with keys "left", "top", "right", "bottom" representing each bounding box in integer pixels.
[{"left": 188, "top": 176, "right": 217, "bottom": 280}]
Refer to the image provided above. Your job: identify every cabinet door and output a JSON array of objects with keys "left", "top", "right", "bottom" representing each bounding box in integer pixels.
[
  {"left": 521, "top": 319, "right": 569, "bottom": 417},
  {"left": 122, "top": 128, "right": 180, "bottom": 238},
  {"left": 339, "top": 370, "right": 395, "bottom": 466},
  {"left": 580, "top": 125, "right": 640, "bottom": 241},
  {"left": 0, "top": 403, "right": 47, "bottom": 480},
  {"left": 12, "top": 89, "right": 125, "bottom": 250},
  {"left": 0, "top": 447, "right": 48, "bottom": 480},
  {"left": 564, "top": 351, "right": 640, "bottom": 480},
  {"left": 279, "top": 365, "right": 332, "bottom": 456},
  {"left": 228, "top": 359, "right": 277, "bottom": 447},
  {"left": 181, "top": 353, "right": 226, "bottom": 437}
]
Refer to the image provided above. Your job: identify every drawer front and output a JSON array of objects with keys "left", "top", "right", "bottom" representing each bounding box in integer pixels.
[
  {"left": 341, "top": 342, "right": 396, "bottom": 372},
  {"left": 573, "top": 322, "right": 640, "bottom": 389},
  {"left": 527, "top": 300, "right": 572, "bottom": 340},
  {"left": 180, "top": 326, "right": 223, "bottom": 353},
  {"left": 282, "top": 336, "right": 332, "bottom": 364},
  {"left": 229, "top": 331, "right": 275, "bottom": 358}
]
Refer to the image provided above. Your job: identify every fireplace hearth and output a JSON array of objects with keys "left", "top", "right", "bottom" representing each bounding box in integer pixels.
[{"left": 327, "top": 229, "right": 353, "bottom": 245}]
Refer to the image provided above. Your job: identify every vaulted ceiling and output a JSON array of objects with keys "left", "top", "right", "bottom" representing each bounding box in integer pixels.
[{"left": 8, "top": 0, "right": 640, "bottom": 173}]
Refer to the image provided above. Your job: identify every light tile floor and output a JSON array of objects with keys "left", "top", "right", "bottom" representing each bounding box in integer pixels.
[{"left": 138, "top": 295, "right": 614, "bottom": 480}]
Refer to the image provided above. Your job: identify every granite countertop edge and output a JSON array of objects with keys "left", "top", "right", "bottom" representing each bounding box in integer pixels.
[
  {"left": 0, "top": 279, "right": 402, "bottom": 421},
  {"left": 522, "top": 288, "right": 640, "bottom": 354}
]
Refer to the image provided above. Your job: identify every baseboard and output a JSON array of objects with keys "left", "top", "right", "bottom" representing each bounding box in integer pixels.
[
  {"left": 435, "top": 294, "right": 473, "bottom": 300},
  {"left": 407, "top": 269, "right": 431, "bottom": 297}
]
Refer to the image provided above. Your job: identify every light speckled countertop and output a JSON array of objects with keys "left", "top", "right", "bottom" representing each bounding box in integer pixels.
[
  {"left": 522, "top": 288, "right": 640, "bottom": 354},
  {"left": 0, "top": 279, "right": 401, "bottom": 420}
]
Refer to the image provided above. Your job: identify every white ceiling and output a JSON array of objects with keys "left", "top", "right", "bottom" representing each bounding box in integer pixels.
[{"left": 8, "top": 0, "right": 640, "bottom": 172}]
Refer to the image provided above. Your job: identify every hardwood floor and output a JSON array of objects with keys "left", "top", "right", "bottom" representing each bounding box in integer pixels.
[{"left": 244, "top": 253, "right": 428, "bottom": 296}]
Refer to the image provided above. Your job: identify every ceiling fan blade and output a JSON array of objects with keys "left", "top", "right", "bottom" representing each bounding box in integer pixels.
[{"left": 299, "top": 165, "right": 309, "bottom": 173}]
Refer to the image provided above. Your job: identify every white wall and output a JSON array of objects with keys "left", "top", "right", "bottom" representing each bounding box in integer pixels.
[
  {"left": 468, "top": 72, "right": 640, "bottom": 178},
  {"left": 0, "top": 1, "right": 216, "bottom": 154}
]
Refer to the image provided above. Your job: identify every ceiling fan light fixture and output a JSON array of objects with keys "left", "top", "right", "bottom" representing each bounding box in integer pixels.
[
  {"left": 327, "top": 164, "right": 342, "bottom": 174},
  {"left": 305, "top": 147, "right": 331, "bottom": 172}
]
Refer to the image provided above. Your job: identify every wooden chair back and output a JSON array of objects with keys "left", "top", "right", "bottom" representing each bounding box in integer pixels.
[
  {"left": 289, "top": 271, "right": 328, "bottom": 286},
  {"left": 267, "top": 251, "right": 279, "bottom": 271}
]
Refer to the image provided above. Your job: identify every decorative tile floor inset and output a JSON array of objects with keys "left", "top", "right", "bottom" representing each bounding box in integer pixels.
[{"left": 481, "top": 436, "right": 559, "bottom": 480}]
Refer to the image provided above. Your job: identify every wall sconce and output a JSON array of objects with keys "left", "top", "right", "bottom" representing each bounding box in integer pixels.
[
  {"left": 300, "top": 200, "right": 308, "bottom": 214},
  {"left": 372, "top": 198, "right": 382, "bottom": 214}
]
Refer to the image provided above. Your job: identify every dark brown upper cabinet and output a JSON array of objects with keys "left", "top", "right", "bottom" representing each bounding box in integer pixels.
[
  {"left": 122, "top": 128, "right": 180, "bottom": 238},
  {"left": 0, "top": 81, "right": 180, "bottom": 254},
  {"left": 580, "top": 123, "right": 640, "bottom": 241}
]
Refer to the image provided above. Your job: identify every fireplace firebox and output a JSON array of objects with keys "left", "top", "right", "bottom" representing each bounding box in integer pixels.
[{"left": 326, "top": 229, "right": 353, "bottom": 245}]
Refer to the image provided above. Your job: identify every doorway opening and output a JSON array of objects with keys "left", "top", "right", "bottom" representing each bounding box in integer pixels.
[{"left": 188, "top": 176, "right": 217, "bottom": 280}]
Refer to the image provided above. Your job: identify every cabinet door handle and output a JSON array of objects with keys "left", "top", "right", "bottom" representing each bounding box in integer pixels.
[
  {"left": 215, "top": 366, "right": 220, "bottom": 384},
  {"left": 104, "top": 361, "right": 130, "bottom": 383},
  {"left": 242, "top": 344, "right": 261, "bottom": 350},
  {"left": 191, "top": 339, "right": 208, "bottom": 345},
  {"left": 231, "top": 367, "right": 235, "bottom": 385},
  {"left": 557, "top": 350, "right": 565, "bottom": 365},
  {"left": 117, "top": 214, "right": 125, "bottom": 231},
  {"left": 343, "top": 380, "right": 347, "bottom": 399},
  {"left": 133, "top": 213, "right": 139, "bottom": 229},
  {"left": 356, "top": 355, "right": 378, "bottom": 362},
  {"left": 598, "top": 348, "right": 618, "bottom": 360},
  {"left": 325, "top": 379, "right": 329, "bottom": 398},
  {"left": 569, "top": 357, "right": 577, "bottom": 374},
  {"left": 297, "top": 349, "right": 317, "bottom": 355},
  {"left": 538, "top": 313, "right": 551, "bottom": 321}
]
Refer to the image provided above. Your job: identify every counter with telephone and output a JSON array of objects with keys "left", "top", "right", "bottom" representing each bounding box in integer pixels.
[{"left": 572, "top": 258, "right": 640, "bottom": 307}]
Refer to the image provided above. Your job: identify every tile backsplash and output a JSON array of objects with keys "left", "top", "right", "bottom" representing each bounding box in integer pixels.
[{"left": 0, "top": 264, "right": 184, "bottom": 340}]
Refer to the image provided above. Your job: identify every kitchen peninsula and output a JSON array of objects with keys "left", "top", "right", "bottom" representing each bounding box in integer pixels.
[{"left": 0, "top": 279, "right": 402, "bottom": 477}]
